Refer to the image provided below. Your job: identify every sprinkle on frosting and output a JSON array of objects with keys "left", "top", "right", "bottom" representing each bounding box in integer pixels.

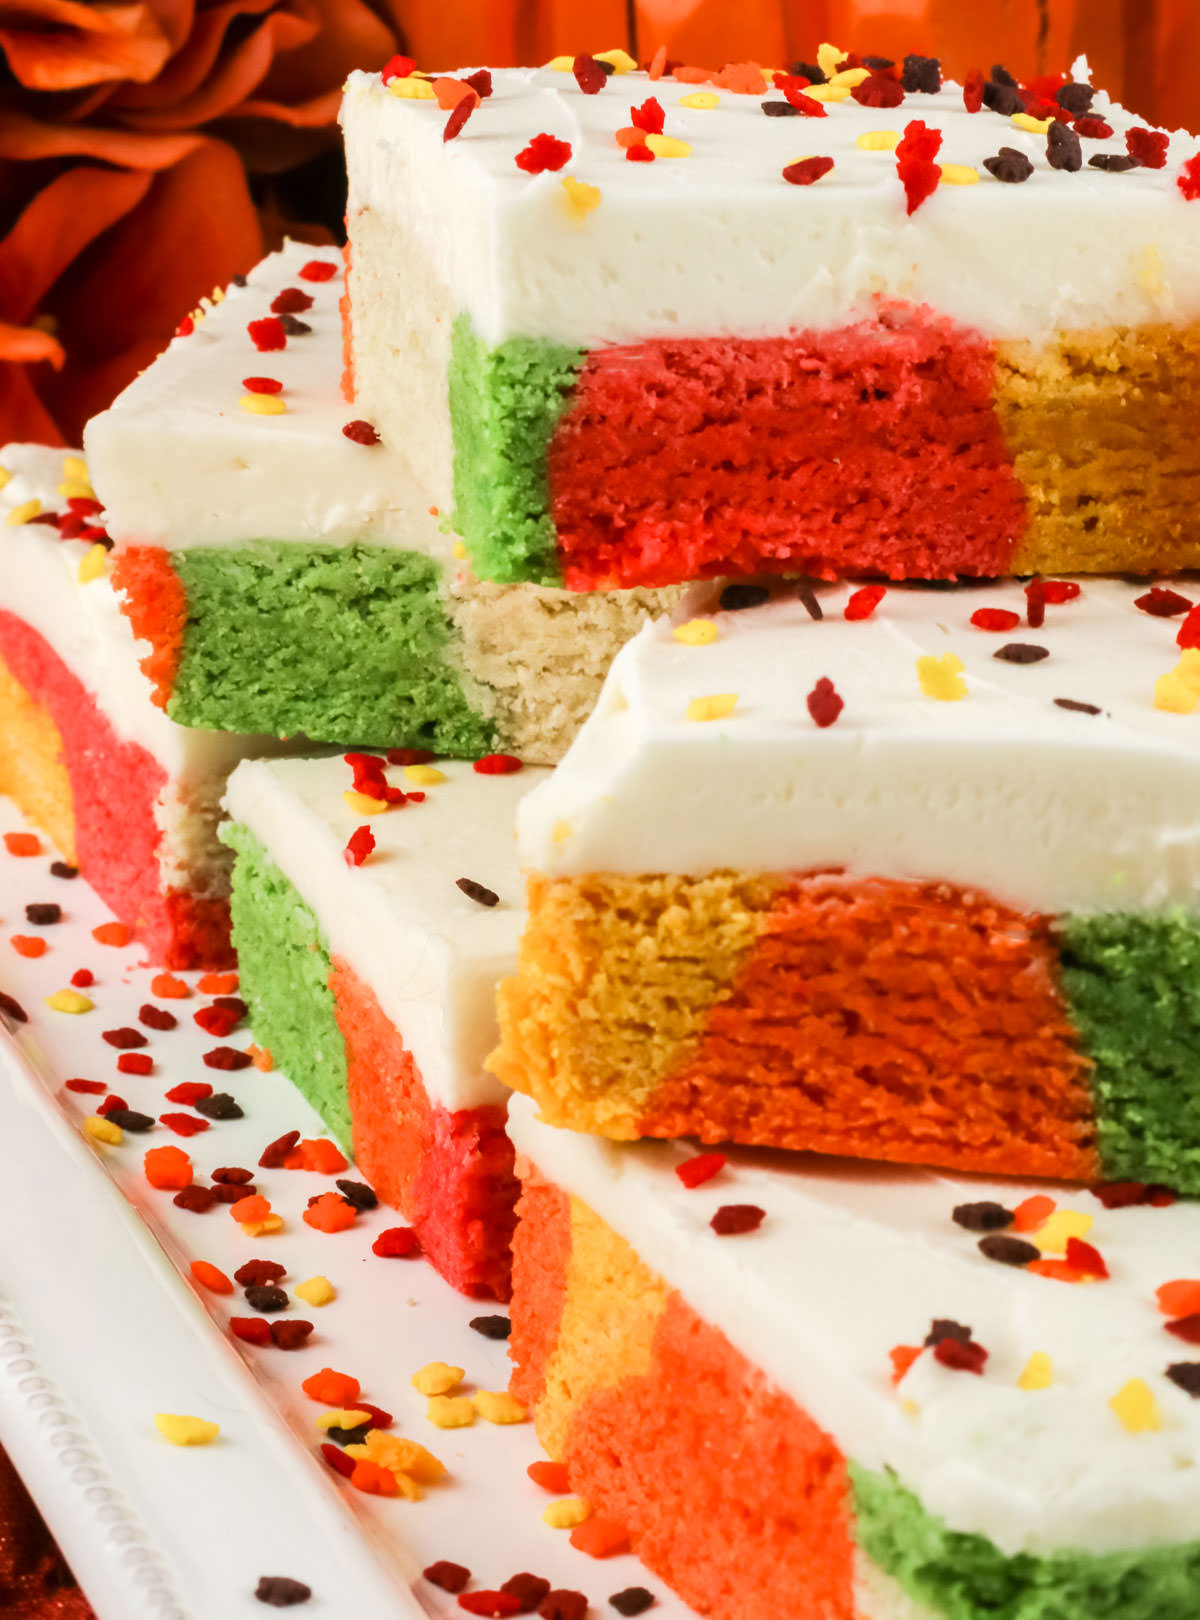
[
  {"left": 686, "top": 693, "right": 738, "bottom": 722},
  {"left": 915, "top": 652, "right": 966, "bottom": 700},
  {"left": 805, "top": 676, "right": 844, "bottom": 728},
  {"left": 1110, "top": 1378, "right": 1162, "bottom": 1433},
  {"left": 782, "top": 156, "right": 834, "bottom": 185},
  {"left": 672, "top": 618, "right": 719, "bottom": 645},
  {"left": 1017, "top": 1352, "right": 1054, "bottom": 1390},
  {"left": 515, "top": 133, "right": 572, "bottom": 173}
]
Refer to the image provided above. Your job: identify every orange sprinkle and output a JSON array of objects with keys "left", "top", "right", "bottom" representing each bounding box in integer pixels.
[
  {"left": 648, "top": 44, "right": 667, "bottom": 79},
  {"left": 10, "top": 935, "right": 46, "bottom": 958},
  {"left": 302, "top": 1191, "right": 358, "bottom": 1234},
  {"left": 713, "top": 61, "right": 768, "bottom": 94},
  {"left": 248, "top": 1043, "right": 274, "bottom": 1071},
  {"left": 198, "top": 971, "right": 238, "bottom": 994},
  {"left": 151, "top": 972, "right": 191, "bottom": 999},
  {"left": 1028, "top": 1259, "right": 1087, "bottom": 1284},
  {"left": 888, "top": 1344, "right": 921, "bottom": 1384},
  {"left": 615, "top": 125, "right": 647, "bottom": 148},
  {"left": 350, "top": 1458, "right": 399, "bottom": 1497},
  {"left": 144, "top": 1145, "right": 192, "bottom": 1190},
  {"left": 433, "top": 75, "right": 479, "bottom": 110},
  {"left": 527, "top": 1459, "right": 572, "bottom": 1493},
  {"left": 673, "top": 64, "right": 715, "bottom": 84},
  {"left": 1157, "top": 1279, "right": 1200, "bottom": 1317},
  {"left": 283, "top": 1138, "right": 349, "bottom": 1174},
  {"left": 190, "top": 1260, "right": 233, "bottom": 1295},
  {"left": 1013, "top": 1194, "right": 1056, "bottom": 1233},
  {"left": 92, "top": 921, "right": 132, "bottom": 947},
  {"left": 3, "top": 832, "right": 41, "bottom": 857},
  {"left": 570, "top": 1517, "right": 630, "bottom": 1558},
  {"left": 231, "top": 1194, "right": 271, "bottom": 1225},
  {"left": 302, "top": 1367, "right": 361, "bottom": 1406}
]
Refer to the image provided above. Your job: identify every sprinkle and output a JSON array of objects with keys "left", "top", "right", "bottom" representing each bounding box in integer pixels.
[
  {"left": 254, "top": 1575, "right": 311, "bottom": 1607},
  {"left": 1128, "top": 126, "right": 1169, "bottom": 168},
  {"left": 240, "top": 394, "right": 287, "bottom": 415},
  {"left": 1155, "top": 655, "right": 1200, "bottom": 713},
  {"left": 560, "top": 176, "right": 601, "bottom": 220},
  {"left": 1012, "top": 111, "right": 1053, "bottom": 133},
  {"left": 118, "top": 1053, "right": 153, "bottom": 1076},
  {"left": 469, "top": 1315, "right": 511, "bottom": 1340},
  {"left": 404, "top": 764, "right": 445, "bottom": 785},
  {"left": 645, "top": 133, "right": 692, "bottom": 158},
  {"left": 247, "top": 317, "right": 286, "bottom": 352},
  {"left": 373, "top": 1226, "right": 420, "bottom": 1257},
  {"left": 3, "top": 832, "right": 39, "bottom": 856},
  {"left": 806, "top": 677, "right": 844, "bottom": 728},
  {"left": 425, "top": 1563, "right": 471, "bottom": 1594},
  {"left": 932, "top": 1337, "right": 987, "bottom": 1374},
  {"left": 1110, "top": 1378, "right": 1161, "bottom": 1433},
  {"left": 472, "top": 1390, "right": 528, "bottom": 1425},
  {"left": 939, "top": 163, "right": 980, "bottom": 185},
  {"left": 45, "top": 988, "right": 92, "bottom": 1014},
  {"left": 610, "top": 1590, "right": 655, "bottom": 1616},
  {"left": 303, "top": 1192, "right": 357, "bottom": 1234},
  {"left": 857, "top": 129, "right": 901, "bottom": 150},
  {"left": 1075, "top": 115, "right": 1114, "bottom": 139},
  {"left": 344, "top": 826, "right": 374, "bottom": 867},
  {"left": 389, "top": 75, "right": 436, "bottom": 99},
  {"left": 151, "top": 972, "right": 190, "bottom": 999},
  {"left": 458, "top": 1594, "right": 522, "bottom": 1617},
  {"left": 680, "top": 91, "right": 719, "bottom": 108},
  {"left": 5, "top": 499, "right": 40, "bottom": 526},
  {"left": 342, "top": 789, "right": 390, "bottom": 815},
  {"left": 915, "top": 653, "right": 966, "bottom": 701},
  {"left": 342, "top": 419, "right": 381, "bottom": 446},
  {"left": 1032, "top": 1209, "right": 1093, "bottom": 1254},
  {"left": 456, "top": 877, "right": 499, "bottom": 907},
  {"left": 103, "top": 1025, "right": 146, "bottom": 1050},
  {"left": 952, "top": 1201, "right": 1013, "bottom": 1231},
  {"left": 1018, "top": 1352, "right": 1053, "bottom": 1391},
  {"left": 426, "top": 1395, "right": 476, "bottom": 1428},
  {"left": 1065, "top": 1236, "right": 1109, "bottom": 1278},
  {"left": 336, "top": 1179, "right": 377, "bottom": 1211},
  {"left": 76, "top": 543, "right": 108, "bottom": 584},
  {"left": 783, "top": 156, "right": 834, "bottom": 185},
  {"left": 412, "top": 1362, "right": 464, "bottom": 1397},
  {"left": 1054, "top": 698, "right": 1102, "bottom": 716},
  {"left": 1166, "top": 1364, "right": 1200, "bottom": 1397},
  {"left": 686, "top": 693, "right": 737, "bottom": 722},
  {"left": 93, "top": 920, "right": 130, "bottom": 946},
  {"left": 0, "top": 992, "right": 27, "bottom": 1024},
  {"left": 515, "top": 133, "right": 572, "bottom": 173},
  {"left": 154, "top": 1413, "right": 219, "bottom": 1447},
  {"left": 896, "top": 119, "right": 942, "bottom": 212},
  {"left": 543, "top": 1498, "right": 591, "bottom": 1529},
  {"left": 242, "top": 376, "right": 283, "bottom": 394},
  {"left": 474, "top": 753, "right": 522, "bottom": 774},
  {"left": 844, "top": 585, "right": 886, "bottom": 620},
  {"left": 970, "top": 607, "right": 1020, "bottom": 633},
  {"left": 1090, "top": 153, "right": 1141, "bottom": 172},
  {"left": 299, "top": 259, "right": 337, "bottom": 282},
  {"left": 676, "top": 1151, "right": 725, "bottom": 1189},
  {"left": 983, "top": 148, "right": 1034, "bottom": 183},
  {"left": 710, "top": 1204, "right": 764, "bottom": 1235},
  {"left": 852, "top": 72, "right": 905, "bottom": 109},
  {"left": 1047, "top": 121, "right": 1082, "bottom": 171},
  {"left": 595, "top": 48, "right": 636, "bottom": 73},
  {"left": 571, "top": 1517, "right": 630, "bottom": 1558},
  {"left": 541, "top": 1593, "right": 588, "bottom": 1620},
  {"left": 1135, "top": 586, "right": 1192, "bottom": 617},
  {"left": 994, "top": 642, "right": 1048, "bottom": 664},
  {"left": 1157, "top": 1280, "right": 1200, "bottom": 1317},
  {"left": 572, "top": 54, "right": 607, "bottom": 95},
  {"left": 203, "top": 1045, "right": 253, "bottom": 1070},
  {"left": 83, "top": 1116, "right": 122, "bottom": 1146},
  {"left": 10, "top": 937, "right": 46, "bottom": 958},
  {"left": 1166, "top": 1314, "right": 1200, "bottom": 1344},
  {"left": 673, "top": 618, "right": 719, "bottom": 646},
  {"left": 962, "top": 69, "right": 985, "bottom": 112}
]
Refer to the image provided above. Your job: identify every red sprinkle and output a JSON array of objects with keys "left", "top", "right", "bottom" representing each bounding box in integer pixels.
[
  {"left": 1127, "top": 126, "right": 1169, "bottom": 168},
  {"left": 572, "top": 54, "right": 607, "bottom": 95},
  {"left": 230, "top": 1317, "right": 272, "bottom": 1346},
  {"left": 626, "top": 143, "right": 655, "bottom": 163},
  {"left": 806, "top": 676, "right": 844, "bottom": 728},
  {"left": 271, "top": 288, "right": 313, "bottom": 315},
  {"left": 259, "top": 1129, "right": 300, "bottom": 1169},
  {"left": 515, "top": 133, "right": 572, "bottom": 174},
  {"left": 1065, "top": 1236, "right": 1109, "bottom": 1279},
  {"left": 1040, "top": 580, "right": 1081, "bottom": 604},
  {"left": 242, "top": 376, "right": 283, "bottom": 394},
  {"left": 852, "top": 72, "right": 905, "bottom": 109},
  {"left": 933, "top": 1337, "right": 988, "bottom": 1374},
  {"left": 474, "top": 753, "right": 522, "bottom": 775},
  {"left": 1180, "top": 154, "right": 1200, "bottom": 200},
  {"left": 165, "top": 1082, "right": 212, "bottom": 1106},
  {"left": 247, "top": 317, "right": 286, "bottom": 352},
  {"left": 458, "top": 1595, "right": 523, "bottom": 1618},
  {"left": 71, "top": 968, "right": 94, "bottom": 988},
  {"left": 962, "top": 68, "right": 985, "bottom": 113},
  {"left": 175, "top": 316, "right": 194, "bottom": 337},
  {"left": 373, "top": 1227, "right": 421, "bottom": 1258},
  {"left": 779, "top": 76, "right": 826, "bottom": 116},
  {"left": 321, "top": 1442, "right": 356, "bottom": 1479},
  {"left": 66, "top": 1079, "right": 106, "bottom": 1094},
  {"left": 298, "top": 259, "right": 338, "bottom": 282},
  {"left": 193, "top": 1005, "right": 241, "bottom": 1038},
  {"left": 97, "top": 1094, "right": 128, "bottom": 1116},
  {"left": 160, "top": 1112, "right": 209, "bottom": 1138},
  {"left": 1177, "top": 605, "right": 1200, "bottom": 648},
  {"left": 1135, "top": 586, "right": 1192, "bottom": 618},
  {"left": 1166, "top": 1313, "right": 1200, "bottom": 1344},
  {"left": 138, "top": 1002, "right": 176, "bottom": 1030},
  {"left": 630, "top": 96, "right": 665, "bottom": 133},
  {"left": 271, "top": 1320, "right": 313, "bottom": 1350},
  {"left": 710, "top": 1204, "right": 765, "bottom": 1236},
  {"left": 424, "top": 1562, "right": 471, "bottom": 1594},
  {"left": 970, "top": 608, "right": 1021, "bottom": 632},
  {"left": 1074, "top": 115, "right": 1114, "bottom": 139},
  {"left": 675, "top": 1151, "right": 726, "bottom": 1189},
  {"left": 844, "top": 585, "right": 886, "bottom": 621},
  {"left": 1093, "top": 1181, "right": 1149, "bottom": 1208},
  {"left": 117, "top": 1053, "right": 153, "bottom": 1076},
  {"left": 783, "top": 156, "right": 834, "bottom": 186},
  {"left": 896, "top": 119, "right": 943, "bottom": 214},
  {"left": 464, "top": 68, "right": 492, "bottom": 98},
  {"left": 203, "top": 1046, "right": 253, "bottom": 1070},
  {"left": 345, "top": 826, "right": 375, "bottom": 867}
]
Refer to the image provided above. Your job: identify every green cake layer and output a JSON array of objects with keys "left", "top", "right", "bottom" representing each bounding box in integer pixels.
[
  {"left": 449, "top": 317, "right": 582, "bottom": 587},
  {"left": 1057, "top": 909, "right": 1200, "bottom": 1191},
  {"left": 222, "top": 822, "right": 352, "bottom": 1150},
  {"left": 852, "top": 1462, "right": 1200, "bottom": 1620},
  {"left": 167, "top": 542, "right": 496, "bottom": 752}
]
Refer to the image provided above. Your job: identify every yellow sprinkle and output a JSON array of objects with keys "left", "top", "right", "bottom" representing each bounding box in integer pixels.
[
  {"left": 211, "top": 285, "right": 225, "bottom": 303},
  {"left": 804, "top": 83, "right": 851, "bottom": 102},
  {"left": 154, "top": 1413, "right": 220, "bottom": 1447},
  {"left": 1155, "top": 671, "right": 1199, "bottom": 713},
  {"left": 595, "top": 47, "right": 636, "bottom": 74},
  {"left": 686, "top": 692, "right": 738, "bottom": 722},
  {"left": 830, "top": 65, "right": 871, "bottom": 87},
  {"left": 57, "top": 481, "right": 94, "bottom": 501},
  {"left": 915, "top": 653, "right": 967, "bottom": 702},
  {"left": 542, "top": 1497, "right": 591, "bottom": 1529},
  {"left": 1032, "top": 1209, "right": 1093, "bottom": 1255},
  {"left": 239, "top": 393, "right": 287, "bottom": 415},
  {"left": 239, "top": 1214, "right": 284, "bottom": 1237},
  {"left": 900, "top": 1398, "right": 921, "bottom": 1417},
  {"left": 645, "top": 133, "right": 692, "bottom": 158},
  {"left": 472, "top": 1390, "right": 528, "bottom": 1425},
  {"left": 1018, "top": 1352, "right": 1054, "bottom": 1391},
  {"left": 62, "top": 456, "right": 89, "bottom": 484},
  {"left": 343, "top": 789, "right": 390, "bottom": 815},
  {"left": 45, "top": 989, "right": 93, "bottom": 1015},
  {"left": 83, "top": 1116, "right": 122, "bottom": 1146},
  {"left": 6, "top": 499, "right": 40, "bottom": 527},
  {"left": 857, "top": 129, "right": 902, "bottom": 151},
  {"left": 0, "top": 468, "right": 10, "bottom": 492},
  {"left": 389, "top": 76, "right": 436, "bottom": 99},
  {"left": 673, "top": 618, "right": 719, "bottom": 646},
  {"left": 1012, "top": 112, "right": 1053, "bottom": 134},
  {"left": 552, "top": 820, "right": 572, "bottom": 844},
  {"left": 1110, "top": 1378, "right": 1162, "bottom": 1434},
  {"left": 816, "top": 42, "right": 844, "bottom": 77},
  {"left": 411, "top": 1361, "right": 465, "bottom": 1397},
  {"left": 452, "top": 540, "right": 467, "bottom": 558},
  {"left": 545, "top": 54, "right": 574, "bottom": 72},
  {"left": 940, "top": 163, "right": 980, "bottom": 186},
  {"left": 426, "top": 1395, "right": 476, "bottom": 1429},
  {"left": 560, "top": 175, "right": 602, "bottom": 221},
  {"left": 77, "top": 543, "right": 108, "bottom": 585},
  {"left": 404, "top": 765, "right": 445, "bottom": 786},
  {"left": 680, "top": 91, "right": 720, "bottom": 109},
  {"left": 315, "top": 1408, "right": 370, "bottom": 1431},
  {"left": 353, "top": 1431, "right": 446, "bottom": 1497},
  {"left": 294, "top": 1275, "right": 335, "bottom": 1307}
]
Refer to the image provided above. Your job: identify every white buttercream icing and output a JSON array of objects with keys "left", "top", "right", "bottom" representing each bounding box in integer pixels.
[
  {"left": 223, "top": 754, "right": 543, "bottom": 1111},
  {"left": 517, "top": 576, "right": 1200, "bottom": 916},
  {"left": 342, "top": 60, "right": 1200, "bottom": 347},
  {"left": 83, "top": 243, "right": 448, "bottom": 555},
  {"left": 509, "top": 1092, "right": 1200, "bottom": 1558}
]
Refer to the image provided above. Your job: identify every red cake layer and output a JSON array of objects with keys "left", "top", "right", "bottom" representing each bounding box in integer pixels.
[
  {"left": 547, "top": 308, "right": 1028, "bottom": 589},
  {"left": 0, "top": 610, "right": 231, "bottom": 968},
  {"left": 332, "top": 956, "right": 518, "bottom": 1300}
]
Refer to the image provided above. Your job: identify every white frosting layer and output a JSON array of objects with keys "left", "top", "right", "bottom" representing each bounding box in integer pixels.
[
  {"left": 224, "top": 754, "right": 543, "bottom": 1111},
  {"left": 342, "top": 59, "right": 1200, "bottom": 347},
  {"left": 84, "top": 243, "right": 447, "bottom": 555},
  {"left": 0, "top": 445, "right": 278, "bottom": 882},
  {"left": 510, "top": 1092, "right": 1200, "bottom": 1557},
  {"left": 518, "top": 576, "right": 1200, "bottom": 916}
]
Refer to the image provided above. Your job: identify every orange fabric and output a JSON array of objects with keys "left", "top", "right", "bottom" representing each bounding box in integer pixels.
[
  {"left": 508, "top": 1167, "right": 573, "bottom": 1413},
  {"left": 109, "top": 546, "right": 186, "bottom": 706},
  {"left": 640, "top": 874, "right": 1099, "bottom": 1181}
]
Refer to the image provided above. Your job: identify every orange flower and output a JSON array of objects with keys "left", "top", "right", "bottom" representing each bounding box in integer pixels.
[{"left": 0, "top": 1, "right": 403, "bottom": 444}]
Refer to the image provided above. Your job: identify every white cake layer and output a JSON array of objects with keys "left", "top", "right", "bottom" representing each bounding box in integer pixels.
[
  {"left": 510, "top": 1092, "right": 1200, "bottom": 1558},
  {"left": 224, "top": 754, "right": 543, "bottom": 1111},
  {"left": 342, "top": 57, "right": 1200, "bottom": 348},
  {"left": 0, "top": 445, "right": 282, "bottom": 885},
  {"left": 518, "top": 575, "right": 1200, "bottom": 915},
  {"left": 84, "top": 243, "right": 448, "bottom": 555}
]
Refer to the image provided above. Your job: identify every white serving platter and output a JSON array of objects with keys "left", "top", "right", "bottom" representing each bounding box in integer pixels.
[{"left": 0, "top": 796, "right": 689, "bottom": 1620}]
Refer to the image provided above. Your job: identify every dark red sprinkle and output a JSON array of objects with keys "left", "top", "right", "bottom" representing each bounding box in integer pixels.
[
  {"left": 270, "top": 288, "right": 313, "bottom": 315},
  {"left": 25, "top": 903, "right": 61, "bottom": 925},
  {"left": 933, "top": 1337, "right": 988, "bottom": 1373},
  {"left": 1074, "top": 115, "right": 1114, "bottom": 138},
  {"left": 230, "top": 1316, "right": 272, "bottom": 1345},
  {"left": 254, "top": 1574, "right": 312, "bottom": 1607},
  {"left": 444, "top": 95, "right": 477, "bottom": 141},
  {"left": 277, "top": 314, "right": 310, "bottom": 337},
  {"left": 962, "top": 67, "right": 985, "bottom": 113},
  {"left": 0, "top": 991, "right": 28, "bottom": 1024},
  {"left": 97, "top": 1094, "right": 128, "bottom": 1115},
  {"left": 195, "top": 1004, "right": 242, "bottom": 1038},
  {"left": 270, "top": 1320, "right": 313, "bottom": 1349},
  {"left": 464, "top": 68, "right": 493, "bottom": 98},
  {"left": 710, "top": 1204, "right": 765, "bottom": 1236},
  {"left": 49, "top": 862, "right": 78, "bottom": 879},
  {"left": 539, "top": 1593, "right": 587, "bottom": 1620},
  {"left": 373, "top": 1227, "right": 420, "bottom": 1258},
  {"left": 1025, "top": 580, "right": 1046, "bottom": 629},
  {"left": 247, "top": 317, "right": 286, "bottom": 352},
  {"left": 1092, "top": 1180, "right": 1148, "bottom": 1208},
  {"left": 342, "top": 419, "right": 381, "bottom": 446},
  {"left": 138, "top": 1003, "right": 177, "bottom": 1031},
  {"left": 214, "top": 1182, "right": 256, "bottom": 1204},
  {"left": 321, "top": 1441, "right": 356, "bottom": 1479},
  {"left": 386, "top": 748, "right": 436, "bottom": 766},
  {"left": 1135, "top": 587, "right": 1192, "bottom": 617},
  {"left": 103, "top": 1027, "right": 147, "bottom": 1050},
  {"left": 1148, "top": 1185, "right": 1179, "bottom": 1207},
  {"left": 425, "top": 1563, "right": 471, "bottom": 1594},
  {"left": 117, "top": 1053, "right": 153, "bottom": 1076},
  {"left": 1127, "top": 126, "right": 1169, "bottom": 168},
  {"left": 1166, "top": 1363, "right": 1200, "bottom": 1397},
  {"left": 610, "top": 1592, "right": 655, "bottom": 1617},
  {"left": 457, "top": 877, "right": 500, "bottom": 907},
  {"left": 783, "top": 155, "right": 835, "bottom": 186},
  {"left": 213, "top": 1165, "right": 255, "bottom": 1184},
  {"left": 852, "top": 71, "right": 905, "bottom": 108},
  {"left": 173, "top": 1185, "right": 216, "bottom": 1213},
  {"left": 573, "top": 54, "right": 607, "bottom": 95},
  {"left": 1166, "top": 1314, "right": 1200, "bottom": 1344},
  {"left": 244, "top": 1284, "right": 289, "bottom": 1313},
  {"left": 160, "top": 1112, "right": 209, "bottom": 1137},
  {"left": 978, "top": 1234, "right": 1040, "bottom": 1267},
  {"left": 235, "top": 1260, "right": 286, "bottom": 1286},
  {"left": 994, "top": 642, "right": 1048, "bottom": 664},
  {"left": 356, "top": 1402, "right": 394, "bottom": 1430},
  {"left": 469, "top": 1314, "right": 511, "bottom": 1339},
  {"left": 65, "top": 1079, "right": 106, "bottom": 1094},
  {"left": 335, "top": 1179, "right": 378, "bottom": 1211},
  {"left": 806, "top": 677, "right": 844, "bottom": 729},
  {"left": 260, "top": 1130, "right": 300, "bottom": 1168},
  {"left": 952, "top": 1201, "right": 1013, "bottom": 1231},
  {"left": 70, "top": 969, "right": 94, "bottom": 988},
  {"left": 459, "top": 1595, "right": 523, "bottom": 1618},
  {"left": 203, "top": 1046, "right": 253, "bottom": 1070},
  {"left": 166, "top": 1082, "right": 212, "bottom": 1106},
  {"left": 195, "top": 1092, "right": 244, "bottom": 1120},
  {"left": 501, "top": 1572, "right": 551, "bottom": 1609},
  {"left": 925, "top": 1318, "right": 972, "bottom": 1345}
]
